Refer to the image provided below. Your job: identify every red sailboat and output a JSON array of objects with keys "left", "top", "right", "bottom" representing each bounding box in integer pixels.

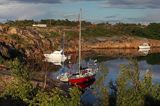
[
  {"left": 57, "top": 9, "right": 98, "bottom": 88},
  {"left": 58, "top": 62, "right": 98, "bottom": 88},
  {"left": 68, "top": 67, "right": 96, "bottom": 85},
  {"left": 68, "top": 9, "right": 97, "bottom": 87}
]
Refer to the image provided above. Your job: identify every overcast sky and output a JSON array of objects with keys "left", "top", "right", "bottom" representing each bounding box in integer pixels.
[{"left": 0, "top": 0, "right": 160, "bottom": 23}]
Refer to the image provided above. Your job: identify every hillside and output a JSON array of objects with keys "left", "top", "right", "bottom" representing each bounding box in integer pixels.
[{"left": 0, "top": 20, "right": 160, "bottom": 63}]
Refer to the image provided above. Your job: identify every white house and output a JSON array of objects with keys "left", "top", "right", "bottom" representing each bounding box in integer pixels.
[{"left": 32, "top": 24, "right": 47, "bottom": 27}]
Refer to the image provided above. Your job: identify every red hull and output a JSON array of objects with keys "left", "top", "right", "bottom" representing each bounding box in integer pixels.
[
  {"left": 77, "top": 78, "right": 95, "bottom": 89},
  {"left": 69, "top": 75, "right": 95, "bottom": 85}
]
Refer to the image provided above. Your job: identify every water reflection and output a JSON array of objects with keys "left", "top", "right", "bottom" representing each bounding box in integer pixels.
[
  {"left": 64, "top": 48, "right": 160, "bottom": 84},
  {"left": 84, "top": 48, "right": 160, "bottom": 60},
  {"left": 138, "top": 48, "right": 150, "bottom": 55},
  {"left": 104, "top": 58, "right": 160, "bottom": 84}
]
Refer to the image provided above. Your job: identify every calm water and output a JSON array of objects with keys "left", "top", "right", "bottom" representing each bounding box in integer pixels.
[
  {"left": 104, "top": 56, "right": 160, "bottom": 84},
  {"left": 65, "top": 49, "right": 160, "bottom": 84},
  {"left": 50, "top": 48, "right": 160, "bottom": 84}
]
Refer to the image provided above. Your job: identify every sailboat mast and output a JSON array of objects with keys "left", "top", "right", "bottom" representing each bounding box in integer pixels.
[
  {"left": 78, "top": 9, "right": 82, "bottom": 74},
  {"left": 62, "top": 32, "right": 65, "bottom": 67}
]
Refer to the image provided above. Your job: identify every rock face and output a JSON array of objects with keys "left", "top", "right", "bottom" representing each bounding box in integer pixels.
[
  {"left": 65, "top": 36, "right": 160, "bottom": 53},
  {"left": 0, "top": 25, "right": 60, "bottom": 63},
  {"left": 7, "top": 27, "right": 18, "bottom": 35},
  {"left": 49, "top": 36, "right": 160, "bottom": 53},
  {"left": 0, "top": 38, "right": 25, "bottom": 61},
  {"left": 85, "top": 37, "right": 160, "bottom": 49},
  {"left": 0, "top": 25, "right": 3, "bottom": 33}
]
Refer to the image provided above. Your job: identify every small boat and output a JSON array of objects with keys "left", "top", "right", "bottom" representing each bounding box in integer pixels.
[
  {"left": 57, "top": 69, "right": 97, "bottom": 88},
  {"left": 44, "top": 32, "right": 67, "bottom": 65},
  {"left": 138, "top": 43, "right": 150, "bottom": 49},
  {"left": 44, "top": 50, "right": 67, "bottom": 66}
]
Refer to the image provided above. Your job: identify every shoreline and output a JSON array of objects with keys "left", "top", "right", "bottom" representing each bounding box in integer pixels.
[{"left": 66, "top": 37, "right": 160, "bottom": 53}]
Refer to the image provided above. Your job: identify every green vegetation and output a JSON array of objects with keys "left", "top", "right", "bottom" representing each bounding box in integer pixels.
[
  {"left": 0, "top": 59, "right": 81, "bottom": 106},
  {"left": 93, "top": 63, "right": 109, "bottom": 106},
  {"left": 6, "top": 20, "right": 35, "bottom": 27},
  {"left": 129, "top": 23, "right": 160, "bottom": 39},
  {"left": 82, "top": 23, "right": 160, "bottom": 39},
  {"left": 3, "top": 19, "right": 160, "bottom": 40},
  {"left": 82, "top": 26, "right": 112, "bottom": 37},
  {"left": 0, "top": 56, "right": 4, "bottom": 64},
  {"left": 6, "top": 19, "right": 91, "bottom": 27},
  {"left": 108, "top": 59, "right": 160, "bottom": 106}
]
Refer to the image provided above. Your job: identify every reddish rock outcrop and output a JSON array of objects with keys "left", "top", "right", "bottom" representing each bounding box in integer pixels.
[
  {"left": 85, "top": 38, "right": 160, "bottom": 50},
  {"left": 7, "top": 27, "right": 18, "bottom": 35}
]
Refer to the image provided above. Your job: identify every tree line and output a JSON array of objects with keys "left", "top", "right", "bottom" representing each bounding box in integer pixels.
[
  {"left": 5, "top": 19, "right": 92, "bottom": 27},
  {"left": 3, "top": 19, "right": 160, "bottom": 39}
]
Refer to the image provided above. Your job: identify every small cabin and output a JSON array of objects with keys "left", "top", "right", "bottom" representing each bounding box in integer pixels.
[{"left": 32, "top": 24, "right": 47, "bottom": 28}]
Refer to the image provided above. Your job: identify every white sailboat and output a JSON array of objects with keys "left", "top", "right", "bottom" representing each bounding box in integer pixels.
[
  {"left": 44, "top": 33, "right": 67, "bottom": 66},
  {"left": 139, "top": 43, "right": 150, "bottom": 49},
  {"left": 44, "top": 50, "right": 66, "bottom": 65}
]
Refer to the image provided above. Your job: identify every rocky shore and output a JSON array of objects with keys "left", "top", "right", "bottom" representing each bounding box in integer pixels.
[
  {"left": 0, "top": 25, "right": 160, "bottom": 61},
  {"left": 67, "top": 37, "right": 160, "bottom": 52},
  {"left": 86, "top": 38, "right": 160, "bottom": 49}
]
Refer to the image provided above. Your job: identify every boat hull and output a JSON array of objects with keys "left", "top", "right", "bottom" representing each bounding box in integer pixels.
[
  {"left": 139, "top": 46, "right": 150, "bottom": 49},
  {"left": 69, "top": 75, "right": 96, "bottom": 89},
  {"left": 69, "top": 74, "right": 95, "bottom": 85},
  {"left": 44, "top": 50, "right": 66, "bottom": 65},
  {"left": 77, "top": 77, "right": 95, "bottom": 89}
]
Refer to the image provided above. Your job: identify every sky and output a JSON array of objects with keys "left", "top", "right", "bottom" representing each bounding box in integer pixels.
[{"left": 0, "top": 0, "right": 160, "bottom": 23}]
